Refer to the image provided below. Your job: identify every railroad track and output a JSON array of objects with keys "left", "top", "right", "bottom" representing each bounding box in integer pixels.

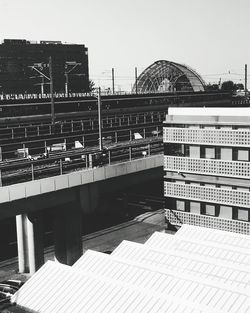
[
  {"left": 0, "top": 111, "right": 165, "bottom": 139},
  {"left": 0, "top": 120, "right": 163, "bottom": 160},
  {"left": 0, "top": 137, "right": 163, "bottom": 186}
]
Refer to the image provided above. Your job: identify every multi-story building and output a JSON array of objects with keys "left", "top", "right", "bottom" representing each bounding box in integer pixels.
[
  {"left": 0, "top": 39, "right": 89, "bottom": 94},
  {"left": 164, "top": 107, "right": 250, "bottom": 234}
]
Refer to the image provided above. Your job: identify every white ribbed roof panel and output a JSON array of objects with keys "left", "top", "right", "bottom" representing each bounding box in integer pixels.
[
  {"left": 176, "top": 224, "right": 250, "bottom": 250},
  {"left": 112, "top": 240, "right": 250, "bottom": 291},
  {"left": 73, "top": 249, "right": 250, "bottom": 312},
  {"left": 145, "top": 232, "right": 250, "bottom": 268},
  {"left": 12, "top": 261, "right": 216, "bottom": 313}
]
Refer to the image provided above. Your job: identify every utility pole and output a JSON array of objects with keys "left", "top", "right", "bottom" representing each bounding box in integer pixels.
[
  {"left": 245, "top": 64, "right": 248, "bottom": 98},
  {"left": 29, "top": 59, "right": 55, "bottom": 127},
  {"left": 112, "top": 68, "right": 115, "bottom": 94},
  {"left": 65, "top": 73, "right": 69, "bottom": 97},
  {"left": 41, "top": 76, "right": 44, "bottom": 95},
  {"left": 64, "top": 61, "right": 81, "bottom": 97},
  {"left": 135, "top": 67, "right": 138, "bottom": 94},
  {"left": 97, "top": 87, "right": 103, "bottom": 151},
  {"left": 49, "top": 56, "right": 55, "bottom": 127}
]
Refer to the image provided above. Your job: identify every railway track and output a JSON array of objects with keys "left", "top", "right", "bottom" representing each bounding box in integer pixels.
[
  {"left": 0, "top": 137, "right": 163, "bottom": 186},
  {"left": 0, "top": 111, "right": 165, "bottom": 140},
  {"left": 0, "top": 115, "right": 163, "bottom": 159}
]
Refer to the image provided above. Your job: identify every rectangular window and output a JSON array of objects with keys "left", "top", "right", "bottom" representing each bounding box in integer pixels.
[
  {"left": 221, "top": 148, "right": 232, "bottom": 161},
  {"left": 205, "top": 147, "right": 215, "bottom": 159},
  {"left": 238, "top": 209, "right": 249, "bottom": 221},
  {"left": 237, "top": 150, "right": 249, "bottom": 161},
  {"left": 190, "top": 201, "right": 200, "bottom": 214},
  {"left": 164, "top": 143, "right": 183, "bottom": 156},
  {"left": 219, "top": 205, "right": 232, "bottom": 219},
  {"left": 204, "top": 126, "right": 216, "bottom": 129},
  {"left": 176, "top": 200, "right": 185, "bottom": 211},
  {"left": 189, "top": 146, "right": 200, "bottom": 158},
  {"left": 205, "top": 204, "right": 215, "bottom": 216},
  {"left": 220, "top": 185, "right": 232, "bottom": 190},
  {"left": 237, "top": 187, "right": 249, "bottom": 192}
]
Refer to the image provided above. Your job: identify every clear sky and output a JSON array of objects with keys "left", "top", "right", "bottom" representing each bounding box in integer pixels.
[{"left": 0, "top": 0, "right": 249, "bottom": 91}]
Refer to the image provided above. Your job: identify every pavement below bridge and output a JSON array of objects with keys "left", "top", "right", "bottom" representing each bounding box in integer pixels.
[{"left": 0, "top": 209, "right": 173, "bottom": 282}]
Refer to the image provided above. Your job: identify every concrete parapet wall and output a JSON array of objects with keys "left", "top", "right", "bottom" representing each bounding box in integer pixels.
[{"left": 0, "top": 155, "right": 163, "bottom": 204}]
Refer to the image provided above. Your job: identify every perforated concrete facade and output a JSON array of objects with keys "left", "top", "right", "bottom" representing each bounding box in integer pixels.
[{"left": 164, "top": 108, "right": 250, "bottom": 232}]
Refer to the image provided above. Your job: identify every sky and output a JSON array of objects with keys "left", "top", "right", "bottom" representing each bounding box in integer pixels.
[{"left": 0, "top": 0, "right": 249, "bottom": 91}]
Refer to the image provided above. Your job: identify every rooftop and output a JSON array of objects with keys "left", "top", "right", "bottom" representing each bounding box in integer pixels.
[{"left": 10, "top": 224, "right": 250, "bottom": 312}]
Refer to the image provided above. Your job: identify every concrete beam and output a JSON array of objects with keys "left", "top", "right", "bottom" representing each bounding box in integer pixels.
[
  {"left": 0, "top": 155, "right": 163, "bottom": 205},
  {"left": 0, "top": 188, "right": 77, "bottom": 220}
]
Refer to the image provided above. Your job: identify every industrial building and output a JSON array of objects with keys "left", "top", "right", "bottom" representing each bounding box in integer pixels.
[
  {"left": 10, "top": 225, "right": 250, "bottom": 312},
  {"left": 164, "top": 107, "right": 250, "bottom": 234},
  {"left": 132, "top": 60, "right": 206, "bottom": 93},
  {"left": 0, "top": 39, "right": 89, "bottom": 94}
]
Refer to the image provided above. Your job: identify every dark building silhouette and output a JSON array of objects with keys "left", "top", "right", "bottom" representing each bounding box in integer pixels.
[{"left": 0, "top": 39, "right": 89, "bottom": 94}]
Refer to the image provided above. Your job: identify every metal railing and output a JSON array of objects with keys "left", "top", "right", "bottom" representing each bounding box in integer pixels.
[{"left": 0, "top": 138, "right": 163, "bottom": 187}]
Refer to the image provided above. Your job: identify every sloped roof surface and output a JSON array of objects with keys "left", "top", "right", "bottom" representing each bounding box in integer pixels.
[
  {"left": 145, "top": 232, "right": 250, "bottom": 267},
  {"left": 12, "top": 261, "right": 214, "bottom": 313},
  {"left": 175, "top": 224, "right": 250, "bottom": 250},
  {"left": 74, "top": 250, "right": 249, "bottom": 312},
  {"left": 11, "top": 225, "right": 250, "bottom": 313},
  {"left": 112, "top": 240, "right": 250, "bottom": 290}
]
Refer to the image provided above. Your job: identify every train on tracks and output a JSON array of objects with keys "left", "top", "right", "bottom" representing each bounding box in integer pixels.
[{"left": 0, "top": 91, "right": 231, "bottom": 125}]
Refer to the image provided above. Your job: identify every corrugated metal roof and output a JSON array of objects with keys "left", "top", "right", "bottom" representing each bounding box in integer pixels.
[
  {"left": 176, "top": 224, "right": 250, "bottom": 250},
  {"left": 12, "top": 261, "right": 217, "bottom": 313},
  {"left": 73, "top": 249, "right": 250, "bottom": 312},
  {"left": 112, "top": 240, "right": 250, "bottom": 291},
  {"left": 145, "top": 232, "right": 250, "bottom": 268},
  {"left": 11, "top": 225, "right": 250, "bottom": 312}
]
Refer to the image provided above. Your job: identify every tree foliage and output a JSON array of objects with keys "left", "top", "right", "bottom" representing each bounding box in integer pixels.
[
  {"left": 221, "top": 80, "right": 244, "bottom": 92},
  {"left": 221, "top": 80, "right": 235, "bottom": 91},
  {"left": 88, "top": 80, "right": 95, "bottom": 92},
  {"left": 206, "top": 83, "right": 219, "bottom": 91}
]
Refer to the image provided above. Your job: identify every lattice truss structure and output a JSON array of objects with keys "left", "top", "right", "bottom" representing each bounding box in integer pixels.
[{"left": 133, "top": 60, "right": 206, "bottom": 93}]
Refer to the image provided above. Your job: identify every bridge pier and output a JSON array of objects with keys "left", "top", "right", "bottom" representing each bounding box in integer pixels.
[
  {"left": 53, "top": 203, "right": 82, "bottom": 266},
  {"left": 16, "top": 212, "right": 44, "bottom": 275},
  {"left": 79, "top": 183, "right": 100, "bottom": 214}
]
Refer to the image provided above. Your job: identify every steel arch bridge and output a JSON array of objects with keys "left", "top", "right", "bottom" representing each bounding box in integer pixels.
[{"left": 133, "top": 60, "right": 206, "bottom": 93}]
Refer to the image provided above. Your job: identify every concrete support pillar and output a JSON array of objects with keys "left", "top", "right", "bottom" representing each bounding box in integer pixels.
[
  {"left": 79, "top": 183, "right": 100, "bottom": 214},
  {"left": 122, "top": 193, "right": 128, "bottom": 211},
  {"left": 16, "top": 215, "right": 25, "bottom": 274},
  {"left": 54, "top": 203, "right": 82, "bottom": 265},
  {"left": 16, "top": 212, "right": 44, "bottom": 275}
]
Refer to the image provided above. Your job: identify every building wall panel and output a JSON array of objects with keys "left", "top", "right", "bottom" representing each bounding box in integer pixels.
[
  {"left": 164, "top": 156, "right": 250, "bottom": 178},
  {"left": 163, "top": 127, "right": 250, "bottom": 147},
  {"left": 164, "top": 181, "right": 250, "bottom": 208}
]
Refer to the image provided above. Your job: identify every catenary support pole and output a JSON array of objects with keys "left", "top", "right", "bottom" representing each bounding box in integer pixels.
[
  {"left": 49, "top": 56, "right": 55, "bottom": 128},
  {"left": 97, "top": 87, "right": 103, "bottom": 151},
  {"left": 245, "top": 64, "right": 248, "bottom": 98},
  {"left": 135, "top": 67, "right": 138, "bottom": 94},
  {"left": 112, "top": 68, "right": 115, "bottom": 94}
]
